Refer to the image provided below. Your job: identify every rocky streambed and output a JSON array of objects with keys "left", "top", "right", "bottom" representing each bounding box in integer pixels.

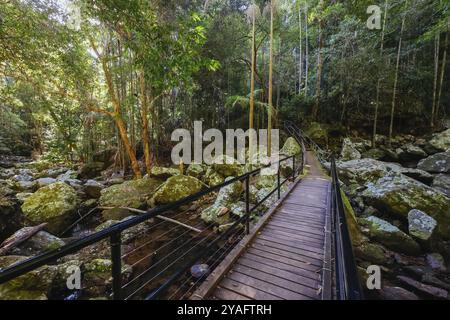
[
  {"left": 0, "top": 139, "right": 301, "bottom": 300},
  {"left": 335, "top": 129, "right": 450, "bottom": 300}
]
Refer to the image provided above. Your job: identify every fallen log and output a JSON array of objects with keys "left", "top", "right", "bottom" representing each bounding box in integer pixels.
[{"left": 0, "top": 223, "right": 48, "bottom": 256}]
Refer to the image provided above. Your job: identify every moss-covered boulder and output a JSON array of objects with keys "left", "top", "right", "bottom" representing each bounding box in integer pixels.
[
  {"left": 10, "top": 230, "right": 65, "bottom": 256},
  {"left": 341, "top": 191, "right": 364, "bottom": 246},
  {"left": 186, "top": 164, "right": 208, "bottom": 180},
  {"left": 212, "top": 155, "right": 243, "bottom": 177},
  {"left": 150, "top": 166, "right": 180, "bottom": 179},
  {"left": 354, "top": 242, "right": 389, "bottom": 265},
  {"left": 337, "top": 158, "right": 389, "bottom": 185},
  {"left": 281, "top": 137, "right": 302, "bottom": 156},
  {"left": 306, "top": 122, "right": 328, "bottom": 146},
  {"left": 204, "top": 167, "right": 225, "bottom": 187},
  {"left": 340, "top": 138, "right": 361, "bottom": 161},
  {"left": 79, "top": 161, "right": 105, "bottom": 179},
  {"left": 417, "top": 152, "right": 450, "bottom": 173},
  {"left": 361, "top": 216, "right": 421, "bottom": 255},
  {"left": 428, "top": 129, "right": 450, "bottom": 152},
  {"left": 99, "top": 178, "right": 162, "bottom": 209},
  {"left": 152, "top": 175, "right": 204, "bottom": 205},
  {"left": 0, "top": 256, "right": 55, "bottom": 300},
  {"left": 407, "top": 209, "right": 437, "bottom": 241},
  {"left": 362, "top": 173, "right": 450, "bottom": 238},
  {"left": 201, "top": 177, "right": 243, "bottom": 224},
  {"left": 21, "top": 182, "right": 79, "bottom": 235}
]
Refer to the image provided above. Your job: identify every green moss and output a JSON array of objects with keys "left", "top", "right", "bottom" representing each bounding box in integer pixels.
[
  {"left": 281, "top": 137, "right": 302, "bottom": 156},
  {"left": 152, "top": 175, "right": 205, "bottom": 205},
  {"left": 341, "top": 190, "right": 364, "bottom": 246},
  {"left": 99, "top": 178, "right": 162, "bottom": 209}
]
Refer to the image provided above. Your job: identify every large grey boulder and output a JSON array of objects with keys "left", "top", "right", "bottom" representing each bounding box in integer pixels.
[
  {"left": 432, "top": 174, "right": 450, "bottom": 196},
  {"left": 362, "top": 173, "right": 450, "bottom": 238},
  {"left": 21, "top": 182, "right": 79, "bottom": 235},
  {"left": 407, "top": 209, "right": 437, "bottom": 241},
  {"left": 100, "top": 178, "right": 162, "bottom": 209},
  {"left": 340, "top": 138, "right": 361, "bottom": 161},
  {"left": 151, "top": 175, "right": 204, "bottom": 205},
  {"left": 361, "top": 216, "right": 421, "bottom": 255},
  {"left": 201, "top": 177, "right": 243, "bottom": 225},
  {"left": 418, "top": 152, "right": 450, "bottom": 173},
  {"left": 428, "top": 129, "right": 450, "bottom": 152}
]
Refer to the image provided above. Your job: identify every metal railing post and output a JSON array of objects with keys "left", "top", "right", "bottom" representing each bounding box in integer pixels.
[
  {"left": 245, "top": 175, "right": 250, "bottom": 235},
  {"left": 277, "top": 166, "right": 281, "bottom": 199},
  {"left": 292, "top": 155, "right": 296, "bottom": 180},
  {"left": 111, "top": 232, "right": 122, "bottom": 300}
]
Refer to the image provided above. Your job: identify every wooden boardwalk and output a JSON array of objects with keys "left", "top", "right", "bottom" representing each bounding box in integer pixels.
[{"left": 191, "top": 152, "right": 332, "bottom": 300}]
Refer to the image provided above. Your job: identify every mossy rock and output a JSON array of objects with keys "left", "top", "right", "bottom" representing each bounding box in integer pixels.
[
  {"left": 354, "top": 242, "right": 388, "bottom": 265},
  {"left": 150, "top": 166, "right": 181, "bottom": 179},
  {"left": 0, "top": 256, "right": 55, "bottom": 300},
  {"left": 341, "top": 190, "right": 364, "bottom": 246},
  {"left": 204, "top": 167, "right": 225, "bottom": 187},
  {"left": 21, "top": 182, "right": 79, "bottom": 235},
  {"left": 281, "top": 137, "right": 302, "bottom": 156},
  {"left": 186, "top": 164, "right": 208, "bottom": 180},
  {"left": 361, "top": 216, "right": 421, "bottom": 256},
  {"left": 152, "top": 175, "right": 205, "bottom": 205},
  {"left": 362, "top": 173, "right": 450, "bottom": 238},
  {"left": 99, "top": 178, "right": 162, "bottom": 209},
  {"left": 212, "top": 155, "right": 243, "bottom": 177}
]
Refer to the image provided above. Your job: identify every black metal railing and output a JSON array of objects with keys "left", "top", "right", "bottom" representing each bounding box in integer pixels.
[
  {"left": 330, "top": 156, "right": 363, "bottom": 300},
  {"left": 0, "top": 153, "right": 304, "bottom": 300}
]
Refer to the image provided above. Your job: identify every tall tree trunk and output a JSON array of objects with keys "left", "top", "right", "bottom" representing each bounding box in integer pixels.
[
  {"left": 304, "top": 2, "right": 309, "bottom": 96},
  {"left": 268, "top": 0, "right": 274, "bottom": 156},
  {"left": 431, "top": 34, "right": 441, "bottom": 128},
  {"left": 437, "top": 33, "right": 448, "bottom": 119},
  {"left": 313, "top": 0, "right": 324, "bottom": 121},
  {"left": 249, "top": 11, "right": 256, "bottom": 150},
  {"left": 139, "top": 72, "right": 152, "bottom": 175},
  {"left": 372, "top": 0, "right": 388, "bottom": 148},
  {"left": 388, "top": 8, "right": 406, "bottom": 146},
  {"left": 298, "top": 1, "right": 303, "bottom": 94},
  {"left": 90, "top": 37, "right": 142, "bottom": 178}
]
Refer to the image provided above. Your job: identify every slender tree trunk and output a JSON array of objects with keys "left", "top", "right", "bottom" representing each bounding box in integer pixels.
[
  {"left": 388, "top": 9, "right": 406, "bottom": 146},
  {"left": 268, "top": 0, "right": 274, "bottom": 156},
  {"left": 139, "top": 72, "right": 152, "bottom": 175},
  {"left": 249, "top": 11, "right": 256, "bottom": 149},
  {"left": 304, "top": 3, "right": 309, "bottom": 96},
  {"left": 298, "top": 1, "right": 303, "bottom": 94},
  {"left": 437, "top": 33, "right": 448, "bottom": 119},
  {"left": 313, "top": 0, "right": 324, "bottom": 121},
  {"left": 372, "top": 0, "right": 388, "bottom": 148},
  {"left": 431, "top": 34, "right": 441, "bottom": 128},
  {"left": 90, "top": 37, "right": 142, "bottom": 178}
]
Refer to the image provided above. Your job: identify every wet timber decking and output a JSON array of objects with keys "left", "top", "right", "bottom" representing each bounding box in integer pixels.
[{"left": 191, "top": 152, "right": 332, "bottom": 300}]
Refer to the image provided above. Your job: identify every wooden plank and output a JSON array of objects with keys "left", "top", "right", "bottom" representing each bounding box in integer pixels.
[
  {"left": 226, "top": 272, "right": 312, "bottom": 300},
  {"left": 260, "top": 228, "right": 325, "bottom": 251},
  {"left": 252, "top": 241, "right": 323, "bottom": 267},
  {"left": 241, "top": 252, "right": 321, "bottom": 281},
  {"left": 263, "top": 226, "right": 324, "bottom": 248},
  {"left": 247, "top": 248, "right": 321, "bottom": 273},
  {"left": 265, "top": 221, "right": 325, "bottom": 239},
  {"left": 232, "top": 264, "right": 319, "bottom": 299},
  {"left": 254, "top": 239, "right": 324, "bottom": 263},
  {"left": 267, "top": 224, "right": 323, "bottom": 244},
  {"left": 270, "top": 216, "right": 325, "bottom": 229},
  {"left": 214, "top": 287, "right": 252, "bottom": 300},
  {"left": 258, "top": 232, "right": 324, "bottom": 256},
  {"left": 219, "top": 278, "right": 283, "bottom": 300},
  {"left": 236, "top": 258, "right": 320, "bottom": 289}
]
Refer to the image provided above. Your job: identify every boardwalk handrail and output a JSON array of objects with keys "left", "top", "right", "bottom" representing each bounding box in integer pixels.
[
  {"left": 0, "top": 153, "right": 304, "bottom": 300},
  {"left": 330, "top": 156, "right": 363, "bottom": 300}
]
